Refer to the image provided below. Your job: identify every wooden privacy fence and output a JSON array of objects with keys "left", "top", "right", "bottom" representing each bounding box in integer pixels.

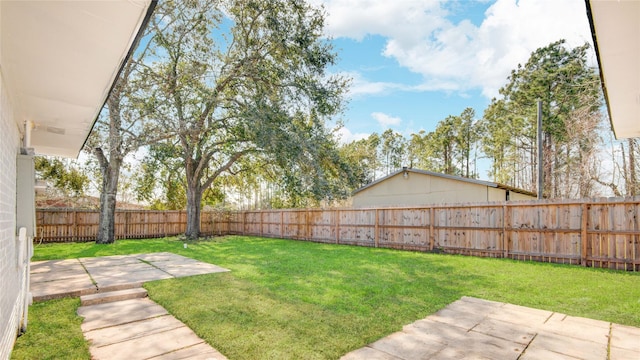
[
  {"left": 36, "top": 210, "right": 229, "bottom": 242},
  {"left": 36, "top": 197, "right": 640, "bottom": 271},
  {"left": 226, "top": 198, "right": 640, "bottom": 271}
]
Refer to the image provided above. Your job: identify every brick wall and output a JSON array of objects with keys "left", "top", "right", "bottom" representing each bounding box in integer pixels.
[{"left": 0, "top": 66, "right": 24, "bottom": 359}]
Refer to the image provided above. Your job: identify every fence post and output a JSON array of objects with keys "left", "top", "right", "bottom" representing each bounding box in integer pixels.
[
  {"left": 374, "top": 209, "right": 379, "bottom": 248},
  {"left": 306, "top": 209, "right": 311, "bottom": 240},
  {"left": 162, "top": 212, "right": 166, "bottom": 238},
  {"left": 280, "top": 210, "right": 284, "bottom": 238},
  {"left": 242, "top": 211, "right": 246, "bottom": 235},
  {"left": 335, "top": 209, "right": 340, "bottom": 244},
  {"left": 502, "top": 204, "right": 508, "bottom": 258},
  {"left": 72, "top": 210, "right": 77, "bottom": 242},
  {"left": 429, "top": 207, "right": 434, "bottom": 251},
  {"left": 123, "top": 211, "right": 129, "bottom": 240},
  {"left": 581, "top": 202, "right": 588, "bottom": 266}
]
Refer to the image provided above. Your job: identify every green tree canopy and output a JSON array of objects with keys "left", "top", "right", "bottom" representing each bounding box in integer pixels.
[
  {"left": 34, "top": 156, "right": 89, "bottom": 198},
  {"left": 480, "top": 39, "right": 603, "bottom": 197},
  {"left": 137, "top": 0, "right": 349, "bottom": 238}
]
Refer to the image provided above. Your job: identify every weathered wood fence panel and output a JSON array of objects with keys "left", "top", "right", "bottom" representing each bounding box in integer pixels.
[
  {"left": 337, "top": 209, "right": 376, "bottom": 247},
  {"left": 36, "top": 209, "right": 217, "bottom": 242},
  {"left": 433, "top": 204, "right": 503, "bottom": 257},
  {"left": 36, "top": 197, "right": 640, "bottom": 271},
  {"left": 505, "top": 203, "right": 583, "bottom": 265}
]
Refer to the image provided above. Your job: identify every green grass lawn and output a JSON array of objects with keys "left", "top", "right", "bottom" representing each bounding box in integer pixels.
[
  {"left": 10, "top": 298, "right": 89, "bottom": 360},
  {"left": 16, "top": 236, "right": 640, "bottom": 359}
]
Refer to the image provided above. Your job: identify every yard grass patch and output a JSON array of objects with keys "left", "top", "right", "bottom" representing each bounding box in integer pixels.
[
  {"left": 10, "top": 298, "right": 89, "bottom": 360},
  {"left": 27, "top": 236, "right": 640, "bottom": 359}
]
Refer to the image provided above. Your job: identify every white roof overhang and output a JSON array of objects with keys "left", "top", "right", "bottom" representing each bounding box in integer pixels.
[
  {"left": 586, "top": 0, "right": 640, "bottom": 139},
  {"left": 1, "top": 0, "right": 156, "bottom": 158}
]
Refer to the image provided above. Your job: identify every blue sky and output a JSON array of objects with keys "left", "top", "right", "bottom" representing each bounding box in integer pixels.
[{"left": 315, "top": 0, "right": 595, "bottom": 150}]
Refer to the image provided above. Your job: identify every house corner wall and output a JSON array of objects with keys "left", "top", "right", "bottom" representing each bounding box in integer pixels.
[{"left": 0, "top": 65, "right": 26, "bottom": 359}]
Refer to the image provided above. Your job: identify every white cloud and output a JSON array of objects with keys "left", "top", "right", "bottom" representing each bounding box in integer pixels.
[
  {"left": 318, "top": 0, "right": 593, "bottom": 99},
  {"left": 344, "top": 71, "right": 453, "bottom": 98},
  {"left": 347, "top": 71, "right": 400, "bottom": 97},
  {"left": 334, "top": 126, "right": 369, "bottom": 144},
  {"left": 371, "top": 112, "right": 402, "bottom": 127},
  {"left": 316, "top": 0, "right": 446, "bottom": 42}
]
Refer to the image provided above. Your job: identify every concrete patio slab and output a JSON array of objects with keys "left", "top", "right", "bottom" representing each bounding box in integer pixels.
[
  {"left": 524, "top": 332, "right": 608, "bottom": 359},
  {"left": 487, "top": 302, "right": 553, "bottom": 327},
  {"left": 30, "top": 258, "right": 85, "bottom": 273},
  {"left": 410, "top": 319, "right": 525, "bottom": 360},
  {"left": 516, "top": 347, "right": 577, "bottom": 360},
  {"left": 30, "top": 269, "right": 84, "bottom": 283},
  {"left": 81, "top": 255, "right": 143, "bottom": 267},
  {"left": 542, "top": 313, "right": 610, "bottom": 345},
  {"left": 342, "top": 296, "right": 640, "bottom": 360},
  {"left": 611, "top": 323, "right": 640, "bottom": 352},
  {"left": 404, "top": 318, "right": 467, "bottom": 341},
  {"left": 610, "top": 346, "right": 640, "bottom": 360},
  {"left": 91, "top": 269, "right": 174, "bottom": 288},
  {"left": 471, "top": 317, "right": 536, "bottom": 345},
  {"left": 82, "top": 261, "right": 157, "bottom": 273},
  {"left": 426, "top": 306, "right": 486, "bottom": 330},
  {"left": 31, "top": 252, "right": 230, "bottom": 301},
  {"left": 31, "top": 276, "right": 97, "bottom": 301},
  {"left": 341, "top": 346, "right": 399, "bottom": 360},
  {"left": 136, "top": 252, "right": 189, "bottom": 262},
  {"left": 369, "top": 328, "right": 447, "bottom": 359},
  {"left": 439, "top": 295, "right": 503, "bottom": 314}
]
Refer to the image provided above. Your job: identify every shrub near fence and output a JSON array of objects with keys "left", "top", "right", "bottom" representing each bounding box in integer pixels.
[{"left": 36, "top": 197, "right": 640, "bottom": 271}]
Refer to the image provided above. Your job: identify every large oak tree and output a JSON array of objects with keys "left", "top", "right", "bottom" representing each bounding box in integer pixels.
[{"left": 139, "top": 0, "right": 348, "bottom": 239}]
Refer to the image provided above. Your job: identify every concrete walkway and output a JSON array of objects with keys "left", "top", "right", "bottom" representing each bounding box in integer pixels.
[
  {"left": 342, "top": 296, "right": 640, "bottom": 360},
  {"left": 78, "top": 297, "right": 227, "bottom": 360},
  {"left": 31, "top": 252, "right": 230, "bottom": 360}
]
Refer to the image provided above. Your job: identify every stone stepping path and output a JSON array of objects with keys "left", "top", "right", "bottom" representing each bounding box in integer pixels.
[
  {"left": 78, "top": 290, "right": 226, "bottom": 360},
  {"left": 341, "top": 296, "right": 640, "bottom": 360}
]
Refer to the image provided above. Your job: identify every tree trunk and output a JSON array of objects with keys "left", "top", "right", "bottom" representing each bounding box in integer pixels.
[
  {"left": 185, "top": 182, "right": 202, "bottom": 240},
  {"left": 95, "top": 149, "right": 121, "bottom": 244}
]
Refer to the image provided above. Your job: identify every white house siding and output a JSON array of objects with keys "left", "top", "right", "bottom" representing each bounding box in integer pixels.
[{"left": 0, "top": 67, "right": 24, "bottom": 360}]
